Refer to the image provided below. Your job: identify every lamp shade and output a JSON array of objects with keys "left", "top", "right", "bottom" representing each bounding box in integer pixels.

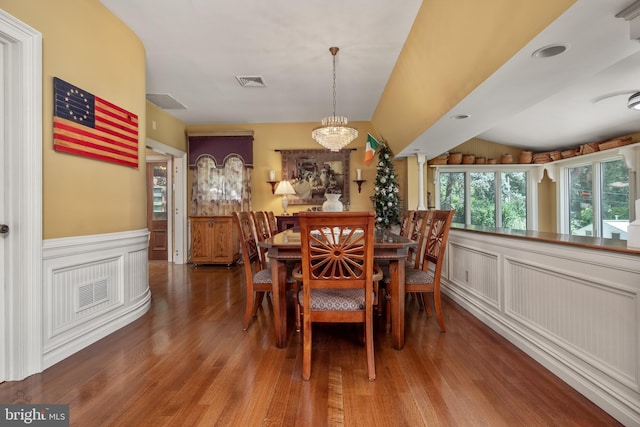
[{"left": 274, "top": 180, "right": 296, "bottom": 195}]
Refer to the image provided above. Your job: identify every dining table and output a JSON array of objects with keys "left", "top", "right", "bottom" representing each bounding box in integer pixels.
[{"left": 259, "top": 227, "right": 416, "bottom": 350}]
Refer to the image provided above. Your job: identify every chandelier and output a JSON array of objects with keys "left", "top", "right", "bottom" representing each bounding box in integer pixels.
[{"left": 312, "top": 47, "right": 358, "bottom": 151}]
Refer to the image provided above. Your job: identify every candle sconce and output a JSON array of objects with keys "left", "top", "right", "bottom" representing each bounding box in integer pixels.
[
  {"left": 353, "top": 179, "right": 366, "bottom": 193},
  {"left": 267, "top": 181, "right": 279, "bottom": 194}
]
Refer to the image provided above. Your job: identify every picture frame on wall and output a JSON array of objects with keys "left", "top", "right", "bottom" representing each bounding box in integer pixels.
[{"left": 279, "top": 149, "right": 351, "bottom": 206}]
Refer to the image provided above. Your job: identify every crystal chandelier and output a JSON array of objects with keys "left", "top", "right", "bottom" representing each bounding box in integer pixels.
[{"left": 312, "top": 47, "right": 358, "bottom": 151}]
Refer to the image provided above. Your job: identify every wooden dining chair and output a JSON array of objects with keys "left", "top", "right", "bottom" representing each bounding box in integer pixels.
[
  {"left": 296, "top": 211, "right": 377, "bottom": 381},
  {"left": 402, "top": 209, "right": 455, "bottom": 332},
  {"left": 233, "top": 211, "right": 295, "bottom": 331},
  {"left": 399, "top": 209, "right": 415, "bottom": 238},
  {"left": 265, "top": 211, "right": 278, "bottom": 235},
  {"left": 251, "top": 211, "right": 272, "bottom": 269},
  {"left": 384, "top": 209, "right": 433, "bottom": 332}
]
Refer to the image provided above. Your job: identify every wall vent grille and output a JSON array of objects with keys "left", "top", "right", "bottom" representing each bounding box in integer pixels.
[{"left": 76, "top": 279, "right": 108, "bottom": 312}]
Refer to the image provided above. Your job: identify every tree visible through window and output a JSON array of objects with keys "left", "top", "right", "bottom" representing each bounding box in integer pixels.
[
  {"left": 439, "top": 169, "right": 528, "bottom": 229},
  {"left": 567, "top": 159, "right": 628, "bottom": 238}
]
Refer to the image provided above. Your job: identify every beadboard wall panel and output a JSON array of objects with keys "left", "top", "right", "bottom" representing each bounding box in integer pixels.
[
  {"left": 42, "top": 230, "right": 150, "bottom": 369},
  {"left": 443, "top": 229, "right": 640, "bottom": 426}
]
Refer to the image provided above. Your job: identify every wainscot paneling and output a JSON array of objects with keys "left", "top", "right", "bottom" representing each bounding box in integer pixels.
[
  {"left": 443, "top": 229, "right": 640, "bottom": 427},
  {"left": 42, "top": 230, "right": 151, "bottom": 369}
]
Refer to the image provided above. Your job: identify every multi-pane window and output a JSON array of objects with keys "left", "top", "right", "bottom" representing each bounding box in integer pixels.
[
  {"left": 438, "top": 168, "right": 531, "bottom": 230},
  {"left": 564, "top": 158, "right": 629, "bottom": 239}
]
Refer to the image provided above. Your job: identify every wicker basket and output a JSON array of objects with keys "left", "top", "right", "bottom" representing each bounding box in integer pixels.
[
  {"left": 579, "top": 143, "right": 599, "bottom": 155},
  {"left": 549, "top": 151, "right": 562, "bottom": 161},
  {"left": 500, "top": 153, "right": 513, "bottom": 164},
  {"left": 430, "top": 158, "right": 448, "bottom": 165},
  {"left": 533, "top": 152, "right": 551, "bottom": 164},
  {"left": 448, "top": 152, "right": 462, "bottom": 164},
  {"left": 561, "top": 149, "right": 578, "bottom": 159},
  {"left": 462, "top": 154, "right": 475, "bottom": 164},
  {"left": 519, "top": 151, "right": 532, "bottom": 164},
  {"left": 487, "top": 158, "right": 497, "bottom": 164},
  {"left": 475, "top": 157, "right": 486, "bottom": 164}
]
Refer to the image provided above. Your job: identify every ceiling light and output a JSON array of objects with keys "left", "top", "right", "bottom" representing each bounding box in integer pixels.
[
  {"left": 628, "top": 92, "right": 640, "bottom": 110},
  {"left": 311, "top": 47, "right": 358, "bottom": 152},
  {"left": 532, "top": 44, "right": 567, "bottom": 58}
]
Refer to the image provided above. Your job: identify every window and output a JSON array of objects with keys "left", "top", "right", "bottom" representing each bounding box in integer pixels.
[
  {"left": 191, "top": 155, "right": 252, "bottom": 216},
  {"left": 437, "top": 167, "right": 534, "bottom": 230},
  {"left": 562, "top": 156, "right": 629, "bottom": 239}
]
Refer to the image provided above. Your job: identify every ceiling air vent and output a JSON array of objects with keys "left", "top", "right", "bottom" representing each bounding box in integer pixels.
[
  {"left": 236, "top": 76, "right": 266, "bottom": 87},
  {"left": 146, "top": 93, "right": 187, "bottom": 109}
]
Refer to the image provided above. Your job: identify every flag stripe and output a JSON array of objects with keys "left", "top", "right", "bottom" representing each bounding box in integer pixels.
[
  {"left": 54, "top": 144, "right": 138, "bottom": 168},
  {"left": 54, "top": 117, "right": 137, "bottom": 155},
  {"left": 52, "top": 77, "right": 138, "bottom": 167},
  {"left": 53, "top": 127, "right": 138, "bottom": 161}
]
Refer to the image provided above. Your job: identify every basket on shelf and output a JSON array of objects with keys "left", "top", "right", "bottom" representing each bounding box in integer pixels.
[
  {"left": 549, "top": 151, "right": 562, "bottom": 161},
  {"left": 561, "top": 148, "right": 578, "bottom": 159},
  {"left": 519, "top": 151, "right": 532, "bottom": 164},
  {"left": 430, "top": 153, "right": 449, "bottom": 165},
  {"left": 598, "top": 136, "right": 632, "bottom": 151},
  {"left": 462, "top": 154, "right": 475, "bottom": 164},
  {"left": 487, "top": 158, "right": 497, "bottom": 164},
  {"left": 500, "top": 153, "right": 513, "bottom": 164},
  {"left": 533, "top": 152, "right": 551, "bottom": 164},
  {"left": 475, "top": 157, "right": 486, "bottom": 164},
  {"left": 448, "top": 152, "right": 463, "bottom": 164},
  {"left": 579, "top": 142, "right": 599, "bottom": 155}
]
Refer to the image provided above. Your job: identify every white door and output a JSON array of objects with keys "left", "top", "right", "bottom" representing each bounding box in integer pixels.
[
  {"left": 0, "top": 40, "right": 6, "bottom": 383},
  {"left": 0, "top": 10, "right": 43, "bottom": 382}
]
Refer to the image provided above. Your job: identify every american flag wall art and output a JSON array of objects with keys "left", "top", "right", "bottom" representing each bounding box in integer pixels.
[{"left": 53, "top": 77, "right": 139, "bottom": 168}]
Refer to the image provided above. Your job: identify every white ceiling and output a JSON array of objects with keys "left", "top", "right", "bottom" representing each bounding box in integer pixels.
[{"left": 100, "top": 0, "right": 640, "bottom": 158}]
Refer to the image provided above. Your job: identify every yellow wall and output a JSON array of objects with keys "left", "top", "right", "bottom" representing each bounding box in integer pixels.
[
  {"left": 146, "top": 102, "right": 187, "bottom": 151},
  {"left": 186, "top": 122, "right": 381, "bottom": 214},
  {"left": 3, "top": 0, "right": 147, "bottom": 239},
  {"left": 372, "top": 0, "right": 575, "bottom": 155}
]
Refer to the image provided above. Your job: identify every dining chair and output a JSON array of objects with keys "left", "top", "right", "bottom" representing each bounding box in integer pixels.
[
  {"left": 405, "top": 210, "right": 432, "bottom": 269},
  {"left": 402, "top": 209, "right": 455, "bottom": 332},
  {"left": 251, "top": 211, "right": 272, "bottom": 269},
  {"left": 384, "top": 209, "right": 433, "bottom": 332},
  {"left": 399, "top": 209, "right": 415, "bottom": 238},
  {"left": 296, "top": 211, "right": 377, "bottom": 381},
  {"left": 233, "top": 211, "right": 295, "bottom": 331},
  {"left": 266, "top": 211, "right": 278, "bottom": 235}
]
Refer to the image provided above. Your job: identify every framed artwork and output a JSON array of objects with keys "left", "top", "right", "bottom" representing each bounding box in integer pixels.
[{"left": 279, "top": 149, "right": 351, "bottom": 205}]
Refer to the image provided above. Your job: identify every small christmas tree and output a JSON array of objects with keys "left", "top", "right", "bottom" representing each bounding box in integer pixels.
[{"left": 370, "top": 141, "right": 401, "bottom": 228}]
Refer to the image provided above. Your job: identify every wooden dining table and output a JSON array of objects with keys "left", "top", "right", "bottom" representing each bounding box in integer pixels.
[{"left": 259, "top": 228, "right": 416, "bottom": 350}]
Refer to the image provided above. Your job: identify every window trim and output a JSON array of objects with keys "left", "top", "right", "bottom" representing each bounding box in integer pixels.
[
  {"left": 433, "top": 165, "right": 538, "bottom": 230},
  {"left": 557, "top": 153, "right": 633, "bottom": 236}
]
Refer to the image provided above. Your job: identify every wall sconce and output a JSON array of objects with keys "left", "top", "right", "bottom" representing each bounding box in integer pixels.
[
  {"left": 274, "top": 180, "right": 296, "bottom": 215},
  {"left": 353, "top": 168, "right": 366, "bottom": 193},
  {"left": 267, "top": 169, "right": 278, "bottom": 193}
]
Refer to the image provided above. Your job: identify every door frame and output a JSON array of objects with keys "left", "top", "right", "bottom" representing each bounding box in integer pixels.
[
  {"left": 146, "top": 157, "right": 171, "bottom": 261},
  {"left": 146, "top": 138, "right": 187, "bottom": 264},
  {"left": 0, "top": 10, "right": 43, "bottom": 381}
]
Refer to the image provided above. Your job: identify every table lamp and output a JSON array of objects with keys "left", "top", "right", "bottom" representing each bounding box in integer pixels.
[{"left": 274, "top": 180, "right": 296, "bottom": 215}]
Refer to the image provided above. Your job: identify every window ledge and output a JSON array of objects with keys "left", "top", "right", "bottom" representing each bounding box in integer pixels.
[{"left": 451, "top": 224, "right": 640, "bottom": 255}]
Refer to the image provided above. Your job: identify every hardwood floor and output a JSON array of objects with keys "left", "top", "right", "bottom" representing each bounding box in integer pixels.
[{"left": 0, "top": 261, "right": 621, "bottom": 426}]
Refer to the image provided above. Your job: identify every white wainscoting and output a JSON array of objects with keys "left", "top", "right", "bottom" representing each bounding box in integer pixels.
[
  {"left": 42, "top": 229, "right": 151, "bottom": 369},
  {"left": 444, "top": 229, "right": 640, "bottom": 426}
]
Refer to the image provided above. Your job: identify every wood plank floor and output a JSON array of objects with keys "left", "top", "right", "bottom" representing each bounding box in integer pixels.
[{"left": 0, "top": 261, "right": 621, "bottom": 426}]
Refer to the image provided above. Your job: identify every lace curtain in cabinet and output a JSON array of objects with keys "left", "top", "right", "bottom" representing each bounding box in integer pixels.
[{"left": 190, "top": 155, "right": 252, "bottom": 216}]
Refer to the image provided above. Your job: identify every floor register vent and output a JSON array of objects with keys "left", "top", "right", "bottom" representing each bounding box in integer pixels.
[{"left": 77, "top": 279, "right": 108, "bottom": 312}]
